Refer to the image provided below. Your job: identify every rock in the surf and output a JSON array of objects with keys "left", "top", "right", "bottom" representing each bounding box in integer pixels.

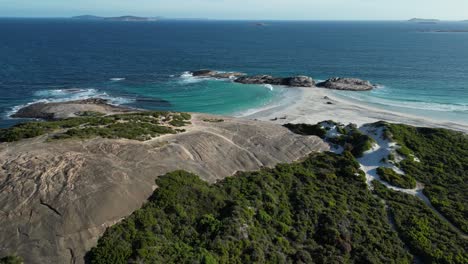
[
  {"left": 191, "top": 70, "right": 245, "bottom": 79},
  {"left": 316, "top": 77, "right": 375, "bottom": 91},
  {"left": 235, "top": 75, "right": 315, "bottom": 87}
]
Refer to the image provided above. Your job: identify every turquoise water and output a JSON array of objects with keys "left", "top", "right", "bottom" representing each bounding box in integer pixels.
[{"left": 0, "top": 19, "right": 467, "bottom": 127}]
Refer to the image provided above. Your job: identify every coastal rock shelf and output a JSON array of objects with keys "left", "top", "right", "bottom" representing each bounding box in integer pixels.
[
  {"left": 12, "top": 98, "right": 138, "bottom": 120},
  {"left": 0, "top": 109, "right": 328, "bottom": 264},
  {"left": 190, "top": 69, "right": 375, "bottom": 90}
]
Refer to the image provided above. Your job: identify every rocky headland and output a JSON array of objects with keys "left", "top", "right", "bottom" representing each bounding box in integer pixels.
[
  {"left": 0, "top": 100, "right": 328, "bottom": 264},
  {"left": 11, "top": 98, "right": 139, "bottom": 120}
]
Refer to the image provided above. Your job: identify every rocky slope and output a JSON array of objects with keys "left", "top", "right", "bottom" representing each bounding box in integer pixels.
[
  {"left": 0, "top": 113, "right": 328, "bottom": 264},
  {"left": 11, "top": 98, "right": 138, "bottom": 120}
]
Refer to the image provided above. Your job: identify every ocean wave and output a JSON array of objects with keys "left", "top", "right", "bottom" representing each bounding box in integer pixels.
[
  {"left": 338, "top": 92, "right": 468, "bottom": 113},
  {"left": 109, "top": 77, "right": 126, "bottom": 82},
  {"left": 178, "top": 71, "right": 204, "bottom": 84},
  {"left": 178, "top": 71, "right": 229, "bottom": 84},
  {"left": 263, "top": 84, "right": 274, "bottom": 91},
  {"left": 7, "top": 88, "right": 134, "bottom": 118},
  {"left": 235, "top": 87, "right": 301, "bottom": 118}
]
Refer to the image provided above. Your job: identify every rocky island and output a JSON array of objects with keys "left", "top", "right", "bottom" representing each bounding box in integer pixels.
[
  {"left": 190, "top": 69, "right": 245, "bottom": 79},
  {"left": 408, "top": 18, "right": 440, "bottom": 23},
  {"left": 72, "top": 15, "right": 158, "bottom": 21},
  {"left": 190, "top": 70, "right": 376, "bottom": 90},
  {"left": 316, "top": 77, "right": 376, "bottom": 91},
  {"left": 235, "top": 75, "right": 315, "bottom": 87}
]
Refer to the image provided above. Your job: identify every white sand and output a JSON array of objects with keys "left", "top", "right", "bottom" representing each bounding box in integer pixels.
[{"left": 241, "top": 87, "right": 468, "bottom": 133}]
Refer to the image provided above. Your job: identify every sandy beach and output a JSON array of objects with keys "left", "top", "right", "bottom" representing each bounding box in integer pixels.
[{"left": 242, "top": 87, "right": 468, "bottom": 133}]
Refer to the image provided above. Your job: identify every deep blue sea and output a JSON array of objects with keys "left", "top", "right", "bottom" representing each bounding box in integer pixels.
[{"left": 1, "top": 19, "right": 467, "bottom": 128}]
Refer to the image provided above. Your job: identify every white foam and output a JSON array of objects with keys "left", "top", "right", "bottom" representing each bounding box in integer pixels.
[
  {"left": 235, "top": 86, "right": 299, "bottom": 118},
  {"left": 263, "top": 84, "right": 274, "bottom": 91},
  {"left": 110, "top": 78, "right": 126, "bottom": 82},
  {"left": 179, "top": 71, "right": 205, "bottom": 84},
  {"left": 337, "top": 91, "right": 468, "bottom": 113}
]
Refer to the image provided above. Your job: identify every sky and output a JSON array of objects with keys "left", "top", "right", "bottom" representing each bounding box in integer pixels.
[{"left": 1, "top": 0, "right": 468, "bottom": 20}]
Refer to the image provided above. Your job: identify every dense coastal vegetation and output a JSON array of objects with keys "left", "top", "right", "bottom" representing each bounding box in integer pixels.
[
  {"left": 384, "top": 124, "right": 468, "bottom": 233},
  {"left": 376, "top": 167, "right": 416, "bottom": 189},
  {"left": 1, "top": 114, "right": 466, "bottom": 263},
  {"left": 0, "top": 112, "right": 191, "bottom": 142},
  {"left": 284, "top": 122, "right": 374, "bottom": 157},
  {"left": 0, "top": 256, "right": 23, "bottom": 264},
  {"left": 87, "top": 153, "right": 413, "bottom": 264},
  {"left": 85, "top": 121, "right": 467, "bottom": 264},
  {"left": 374, "top": 182, "right": 467, "bottom": 263}
]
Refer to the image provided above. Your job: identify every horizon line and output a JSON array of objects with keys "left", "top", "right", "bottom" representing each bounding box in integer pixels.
[{"left": 0, "top": 16, "right": 467, "bottom": 22}]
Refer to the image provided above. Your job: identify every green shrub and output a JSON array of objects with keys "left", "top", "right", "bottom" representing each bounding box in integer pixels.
[
  {"left": 376, "top": 167, "right": 416, "bottom": 189},
  {"left": 283, "top": 123, "right": 326, "bottom": 138},
  {"left": 385, "top": 123, "right": 468, "bottom": 233},
  {"left": 374, "top": 181, "right": 468, "bottom": 264},
  {"left": 87, "top": 153, "right": 412, "bottom": 264},
  {"left": 75, "top": 111, "right": 106, "bottom": 117},
  {"left": 0, "top": 111, "right": 192, "bottom": 142},
  {"left": 0, "top": 256, "right": 23, "bottom": 264},
  {"left": 203, "top": 119, "right": 225, "bottom": 123}
]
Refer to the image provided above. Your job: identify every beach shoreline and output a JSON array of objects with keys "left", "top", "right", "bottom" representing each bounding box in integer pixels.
[{"left": 241, "top": 87, "right": 468, "bottom": 133}]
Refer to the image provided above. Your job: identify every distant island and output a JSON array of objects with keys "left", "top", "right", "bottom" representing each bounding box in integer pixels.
[
  {"left": 420, "top": 29, "right": 468, "bottom": 33},
  {"left": 72, "top": 15, "right": 158, "bottom": 21},
  {"left": 408, "top": 18, "right": 439, "bottom": 23}
]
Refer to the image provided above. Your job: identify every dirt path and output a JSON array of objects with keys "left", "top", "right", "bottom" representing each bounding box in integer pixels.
[{"left": 358, "top": 125, "right": 468, "bottom": 239}]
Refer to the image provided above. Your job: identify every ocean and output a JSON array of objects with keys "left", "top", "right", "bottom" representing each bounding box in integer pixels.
[{"left": 0, "top": 19, "right": 467, "bottom": 128}]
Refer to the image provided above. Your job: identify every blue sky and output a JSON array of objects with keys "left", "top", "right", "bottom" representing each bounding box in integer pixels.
[{"left": 1, "top": 0, "right": 468, "bottom": 20}]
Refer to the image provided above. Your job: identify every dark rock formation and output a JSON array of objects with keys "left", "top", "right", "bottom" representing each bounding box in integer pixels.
[
  {"left": 235, "top": 75, "right": 315, "bottom": 87},
  {"left": 12, "top": 98, "right": 137, "bottom": 120},
  {"left": 191, "top": 70, "right": 245, "bottom": 79},
  {"left": 316, "top": 77, "right": 375, "bottom": 91}
]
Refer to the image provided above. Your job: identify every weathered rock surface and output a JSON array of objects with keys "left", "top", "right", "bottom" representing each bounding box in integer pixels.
[
  {"left": 191, "top": 70, "right": 245, "bottom": 79},
  {"left": 0, "top": 113, "right": 328, "bottom": 264},
  {"left": 316, "top": 77, "right": 376, "bottom": 91},
  {"left": 11, "top": 98, "right": 139, "bottom": 120},
  {"left": 235, "top": 75, "right": 315, "bottom": 87}
]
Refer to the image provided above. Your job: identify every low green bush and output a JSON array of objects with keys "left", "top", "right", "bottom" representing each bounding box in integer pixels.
[
  {"left": 376, "top": 167, "right": 416, "bottom": 189},
  {"left": 384, "top": 123, "right": 468, "bottom": 233},
  {"left": 283, "top": 123, "right": 326, "bottom": 138},
  {"left": 87, "top": 153, "right": 412, "bottom": 264},
  {"left": 0, "top": 111, "right": 191, "bottom": 142}
]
